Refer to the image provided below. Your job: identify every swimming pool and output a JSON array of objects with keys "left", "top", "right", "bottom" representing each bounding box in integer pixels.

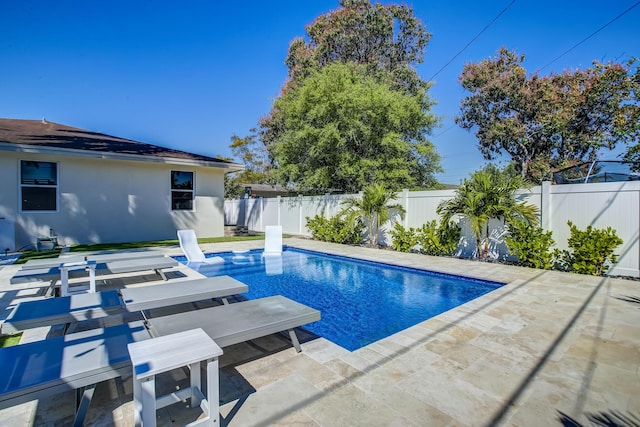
[{"left": 175, "top": 248, "right": 504, "bottom": 351}]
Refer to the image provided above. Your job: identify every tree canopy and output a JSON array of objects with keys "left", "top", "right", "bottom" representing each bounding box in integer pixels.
[
  {"left": 229, "top": 132, "right": 270, "bottom": 183},
  {"left": 224, "top": 131, "right": 271, "bottom": 198},
  {"left": 456, "top": 48, "right": 640, "bottom": 182},
  {"left": 284, "top": 0, "right": 430, "bottom": 96},
  {"left": 270, "top": 62, "right": 440, "bottom": 193},
  {"left": 260, "top": 0, "right": 440, "bottom": 193}
]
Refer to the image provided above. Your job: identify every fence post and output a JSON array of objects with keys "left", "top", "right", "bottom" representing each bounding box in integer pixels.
[
  {"left": 277, "top": 196, "right": 281, "bottom": 226},
  {"left": 325, "top": 193, "right": 330, "bottom": 218},
  {"left": 541, "top": 181, "right": 551, "bottom": 231},
  {"left": 260, "top": 197, "right": 264, "bottom": 231},
  {"left": 298, "top": 194, "right": 304, "bottom": 234},
  {"left": 402, "top": 189, "right": 409, "bottom": 227}
]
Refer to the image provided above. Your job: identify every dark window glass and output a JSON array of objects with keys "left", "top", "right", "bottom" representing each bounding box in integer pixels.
[
  {"left": 21, "top": 161, "right": 57, "bottom": 185},
  {"left": 171, "top": 171, "right": 193, "bottom": 190},
  {"left": 171, "top": 191, "right": 193, "bottom": 210},
  {"left": 20, "top": 161, "right": 57, "bottom": 211},
  {"left": 22, "top": 187, "right": 57, "bottom": 211},
  {"left": 171, "top": 171, "right": 194, "bottom": 211}
]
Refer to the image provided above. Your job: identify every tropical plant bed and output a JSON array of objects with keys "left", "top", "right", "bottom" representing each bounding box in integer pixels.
[{"left": 348, "top": 242, "right": 639, "bottom": 281}]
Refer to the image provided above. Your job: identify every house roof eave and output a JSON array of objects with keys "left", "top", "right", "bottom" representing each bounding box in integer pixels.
[{"left": 0, "top": 142, "right": 245, "bottom": 171}]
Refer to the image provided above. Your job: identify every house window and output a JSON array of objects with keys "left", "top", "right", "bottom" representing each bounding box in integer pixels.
[
  {"left": 171, "top": 171, "right": 194, "bottom": 210},
  {"left": 20, "top": 160, "right": 58, "bottom": 211}
]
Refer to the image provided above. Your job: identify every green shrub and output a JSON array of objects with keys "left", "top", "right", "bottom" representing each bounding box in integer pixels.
[
  {"left": 416, "top": 220, "right": 460, "bottom": 256},
  {"left": 0, "top": 332, "right": 22, "bottom": 348},
  {"left": 505, "top": 219, "right": 558, "bottom": 269},
  {"left": 560, "top": 221, "right": 623, "bottom": 276},
  {"left": 390, "top": 223, "right": 419, "bottom": 252},
  {"left": 306, "top": 214, "right": 364, "bottom": 245}
]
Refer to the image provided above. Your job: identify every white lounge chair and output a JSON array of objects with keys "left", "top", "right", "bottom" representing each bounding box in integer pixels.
[
  {"left": 263, "top": 225, "right": 283, "bottom": 256},
  {"left": 10, "top": 256, "right": 180, "bottom": 297},
  {"left": 177, "top": 229, "right": 224, "bottom": 265},
  {"left": 145, "top": 295, "right": 320, "bottom": 352},
  {"left": 0, "top": 296, "right": 320, "bottom": 425},
  {"left": 1, "top": 276, "right": 249, "bottom": 334},
  {"left": 20, "top": 250, "right": 165, "bottom": 270}
]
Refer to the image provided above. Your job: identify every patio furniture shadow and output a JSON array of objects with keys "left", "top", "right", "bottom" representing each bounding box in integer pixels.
[
  {"left": 558, "top": 409, "right": 640, "bottom": 426},
  {"left": 217, "top": 327, "right": 319, "bottom": 427},
  {"left": 614, "top": 294, "right": 640, "bottom": 305}
]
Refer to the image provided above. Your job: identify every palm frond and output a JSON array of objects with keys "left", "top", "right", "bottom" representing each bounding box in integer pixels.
[{"left": 436, "top": 166, "right": 539, "bottom": 257}]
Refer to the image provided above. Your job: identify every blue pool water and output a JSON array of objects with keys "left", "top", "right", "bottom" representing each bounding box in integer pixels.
[{"left": 175, "top": 248, "right": 503, "bottom": 351}]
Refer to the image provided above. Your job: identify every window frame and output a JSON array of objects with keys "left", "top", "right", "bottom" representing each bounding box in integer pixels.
[
  {"left": 19, "top": 160, "right": 59, "bottom": 213},
  {"left": 170, "top": 170, "right": 195, "bottom": 211}
]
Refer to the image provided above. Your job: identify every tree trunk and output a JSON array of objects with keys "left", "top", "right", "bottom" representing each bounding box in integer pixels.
[
  {"left": 483, "top": 222, "right": 490, "bottom": 259},
  {"left": 521, "top": 158, "right": 528, "bottom": 179},
  {"left": 370, "top": 216, "right": 377, "bottom": 247}
]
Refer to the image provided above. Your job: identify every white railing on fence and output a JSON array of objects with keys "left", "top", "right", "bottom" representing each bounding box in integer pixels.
[{"left": 224, "top": 181, "right": 639, "bottom": 277}]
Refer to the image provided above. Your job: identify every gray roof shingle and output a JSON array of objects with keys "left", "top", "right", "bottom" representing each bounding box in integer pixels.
[{"left": 0, "top": 118, "right": 242, "bottom": 169}]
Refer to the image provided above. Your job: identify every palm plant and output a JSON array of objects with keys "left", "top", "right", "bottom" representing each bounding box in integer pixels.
[
  {"left": 437, "top": 166, "right": 539, "bottom": 258},
  {"left": 341, "top": 183, "right": 405, "bottom": 247}
]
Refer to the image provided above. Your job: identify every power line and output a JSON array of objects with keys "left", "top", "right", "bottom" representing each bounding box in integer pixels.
[
  {"left": 427, "top": 0, "right": 516, "bottom": 83},
  {"left": 439, "top": 152, "right": 481, "bottom": 160},
  {"left": 431, "top": 123, "right": 456, "bottom": 139},
  {"left": 540, "top": 1, "right": 640, "bottom": 71}
]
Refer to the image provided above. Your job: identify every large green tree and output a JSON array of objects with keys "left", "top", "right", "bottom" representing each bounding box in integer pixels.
[
  {"left": 260, "top": 0, "right": 440, "bottom": 192},
  {"left": 270, "top": 62, "right": 440, "bottom": 193},
  {"left": 620, "top": 60, "right": 640, "bottom": 164},
  {"left": 457, "top": 48, "right": 640, "bottom": 182},
  {"left": 224, "top": 131, "right": 272, "bottom": 198},
  {"left": 284, "top": 0, "right": 430, "bottom": 96},
  {"left": 229, "top": 131, "right": 271, "bottom": 183}
]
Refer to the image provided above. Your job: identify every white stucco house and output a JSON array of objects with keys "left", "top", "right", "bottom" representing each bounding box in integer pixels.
[{"left": 0, "top": 118, "right": 243, "bottom": 251}]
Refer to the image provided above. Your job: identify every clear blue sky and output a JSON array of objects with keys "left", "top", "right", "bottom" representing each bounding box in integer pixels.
[{"left": 1, "top": 1, "right": 638, "bottom": 184}]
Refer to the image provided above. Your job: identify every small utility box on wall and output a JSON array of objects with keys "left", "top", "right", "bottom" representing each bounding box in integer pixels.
[{"left": 0, "top": 218, "right": 15, "bottom": 252}]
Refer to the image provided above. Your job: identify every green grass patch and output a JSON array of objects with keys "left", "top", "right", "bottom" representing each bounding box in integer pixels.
[
  {"left": 15, "top": 234, "right": 270, "bottom": 264},
  {"left": 69, "top": 239, "right": 181, "bottom": 252},
  {"left": 69, "top": 234, "right": 267, "bottom": 252},
  {"left": 14, "top": 249, "right": 61, "bottom": 264},
  {"left": 0, "top": 332, "right": 23, "bottom": 348}
]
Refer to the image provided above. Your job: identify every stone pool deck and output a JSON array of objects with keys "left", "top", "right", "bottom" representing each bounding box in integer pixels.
[{"left": 0, "top": 237, "right": 638, "bottom": 426}]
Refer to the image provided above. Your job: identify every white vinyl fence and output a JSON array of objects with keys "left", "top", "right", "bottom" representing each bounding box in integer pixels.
[{"left": 225, "top": 181, "right": 640, "bottom": 277}]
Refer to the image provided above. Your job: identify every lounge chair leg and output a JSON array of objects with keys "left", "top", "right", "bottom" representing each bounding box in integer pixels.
[
  {"left": 60, "top": 268, "right": 70, "bottom": 297},
  {"left": 65, "top": 321, "right": 79, "bottom": 334},
  {"left": 156, "top": 269, "right": 169, "bottom": 281},
  {"left": 73, "top": 384, "right": 96, "bottom": 427},
  {"left": 46, "top": 278, "right": 57, "bottom": 297},
  {"left": 288, "top": 329, "right": 302, "bottom": 353},
  {"left": 206, "top": 356, "right": 220, "bottom": 426},
  {"left": 190, "top": 361, "right": 202, "bottom": 407},
  {"left": 87, "top": 264, "right": 96, "bottom": 292}
]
